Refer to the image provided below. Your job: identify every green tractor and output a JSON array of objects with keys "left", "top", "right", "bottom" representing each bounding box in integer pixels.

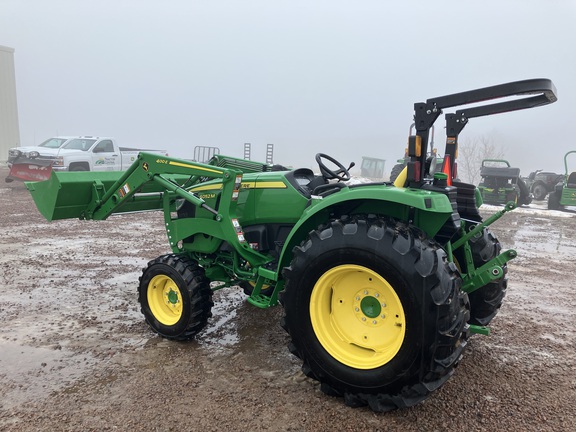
[
  {"left": 547, "top": 150, "right": 576, "bottom": 210},
  {"left": 26, "top": 79, "right": 557, "bottom": 412},
  {"left": 477, "top": 159, "right": 532, "bottom": 206}
]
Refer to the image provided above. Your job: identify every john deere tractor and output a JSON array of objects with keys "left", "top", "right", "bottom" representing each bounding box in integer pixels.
[
  {"left": 26, "top": 79, "right": 556, "bottom": 412},
  {"left": 547, "top": 150, "right": 576, "bottom": 210}
]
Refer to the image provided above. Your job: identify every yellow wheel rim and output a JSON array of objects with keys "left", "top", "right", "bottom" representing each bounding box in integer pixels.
[
  {"left": 147, "top": 275, "right": 183, "bottom": 326},
  {"left": 310, "top": 264, "right": 406, "bottom": 369}
]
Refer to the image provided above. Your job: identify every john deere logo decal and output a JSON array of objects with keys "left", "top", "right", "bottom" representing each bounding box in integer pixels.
[{"left": 142, "top": 162, "right": 149, "bottom": 171}]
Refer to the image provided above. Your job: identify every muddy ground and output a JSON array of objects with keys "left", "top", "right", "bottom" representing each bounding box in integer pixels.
[{"left": 0, "top": 167, "right": 575, "bottom": 431}]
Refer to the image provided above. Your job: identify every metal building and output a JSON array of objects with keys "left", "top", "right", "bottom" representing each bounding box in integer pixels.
[{"left": 0, "top": 45, "right": 20, "bottom": 164}]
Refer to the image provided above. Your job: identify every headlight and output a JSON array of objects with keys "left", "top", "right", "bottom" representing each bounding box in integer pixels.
[
  {"left": 52, "top": 157, "right": 64, "bottom": 167},
  {"left": 9, "top": 149, "right": 22, "bottom": 158},
  {"left": 28, "top": 151, "right": 40, "bottom": 158}
]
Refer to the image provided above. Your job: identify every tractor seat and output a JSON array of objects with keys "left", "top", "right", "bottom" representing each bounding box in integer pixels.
[
  {"left": 285, "top": 168, "right": 326, "bottom": 198},
  {"left": 284, "top": 168, "right": 346, "bottom": 198},
  {"left": 567, "top": 172, "right": 576, "bottom": 188}
]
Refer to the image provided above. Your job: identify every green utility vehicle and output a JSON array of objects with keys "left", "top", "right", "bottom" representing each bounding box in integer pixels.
[
  {"left": 26, "top": 79, "right": 557, "bottom": 412},
  {"left": 547, "top": 150, "right": 576, "bottom": 210},
  {"left": 477, "top": 159, "right": 532, "bottom": 206},
  {"left": 360, "top": 156, "right": 386, "bottom": 179}
]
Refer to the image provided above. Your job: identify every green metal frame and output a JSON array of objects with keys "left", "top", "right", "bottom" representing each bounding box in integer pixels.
[{"left": 448, "top": 201, "right": 516, "bottom": 292}]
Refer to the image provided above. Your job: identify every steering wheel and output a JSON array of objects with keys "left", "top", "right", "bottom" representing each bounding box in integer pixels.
[{"left": 315, "top": 153, "right": 351, "bottom": 181}]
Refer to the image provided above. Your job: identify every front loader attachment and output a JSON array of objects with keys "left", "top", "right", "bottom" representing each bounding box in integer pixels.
[
  {"left": 26, "top": 169, "right": 190, "bottom": 221},
  {"left": 27, "top": 171, "right": 122, "bottom": 221}
]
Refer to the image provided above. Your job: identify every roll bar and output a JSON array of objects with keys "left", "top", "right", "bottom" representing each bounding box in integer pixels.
[{"left": 407, "top": 78, "right": 557, "bottom": 186}]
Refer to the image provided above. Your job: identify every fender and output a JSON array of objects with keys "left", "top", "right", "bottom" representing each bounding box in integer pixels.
[{"left": 276, "top": 184, "right": 455, "bottom": 276}]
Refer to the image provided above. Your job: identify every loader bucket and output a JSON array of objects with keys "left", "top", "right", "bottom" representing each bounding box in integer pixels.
[
  {"left": 26, "top": 171, "right": 126, "bottom": 221},
  {"left": 26, "top": 171, "right": 191, "bottom": 221},
  {"left": 7, "top": 159, "right": 53, "bottom": 182}
]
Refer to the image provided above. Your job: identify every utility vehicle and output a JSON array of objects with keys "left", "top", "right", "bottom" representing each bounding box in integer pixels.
[
  {"left": 360, "top": 156, "right": 386, "bottom": 179},
  {"left": 525, "top": 170, "right": 564, "bottom": 201},
  {"left": 477, "top": 159, "right": 532, "bottom": 206},
  {"left": 548, "top": 150, "right": 576, "bottom": 210},
  {"left": 26, "top": 79, "right": 556, "bottom": 412}
]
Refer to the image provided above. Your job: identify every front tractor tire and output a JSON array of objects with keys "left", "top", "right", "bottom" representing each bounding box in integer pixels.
[
  {"left": 281, "top": 216, "right": 470, "bottom": 412},
  {"left": 138, "top": 254, "right": 213, "bottom": 340}
]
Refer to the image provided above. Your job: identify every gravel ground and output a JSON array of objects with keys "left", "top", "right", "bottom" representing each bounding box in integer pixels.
[{"left": 1, "top": 167, "right": 575, "bottom": 431}]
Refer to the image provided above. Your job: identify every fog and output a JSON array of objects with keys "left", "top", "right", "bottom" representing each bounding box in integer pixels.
[{"left": 1, "top": 0, "right": 575, "bottom": 175}]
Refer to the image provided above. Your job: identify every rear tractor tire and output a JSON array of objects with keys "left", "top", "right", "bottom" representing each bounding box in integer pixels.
[
  {"left": 281, "top": 216, "right": 469, "bottom": 412},
  {"left": 458, "top": 225, "right": 508, "bottom": 327},
  {"left": 138, "top": 254, "right": 213, "bottom": 340}
]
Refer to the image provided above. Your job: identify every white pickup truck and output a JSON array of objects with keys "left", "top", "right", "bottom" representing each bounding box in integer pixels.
[{"left": 7, "top": 136, "right": 169, "bottom": 177}]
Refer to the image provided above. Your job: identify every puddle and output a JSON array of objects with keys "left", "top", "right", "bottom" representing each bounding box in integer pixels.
[
  {"left": 512, "top": 218, "right": 576, "bottom": 258},
  {"left": 198, "top": 288, "right": 248, "bottom": 349},
  {"left": 0, "top": 341, "right": 98, "bottom": 409}
]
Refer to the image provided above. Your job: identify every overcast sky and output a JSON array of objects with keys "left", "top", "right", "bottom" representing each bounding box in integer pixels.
[{"left": 1, "top": 0, "right": 575, "bottom": 174}]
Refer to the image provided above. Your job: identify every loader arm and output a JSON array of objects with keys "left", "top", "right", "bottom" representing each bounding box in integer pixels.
[{"left": 82, "top": 152, "right": 230, "bottom": 220}]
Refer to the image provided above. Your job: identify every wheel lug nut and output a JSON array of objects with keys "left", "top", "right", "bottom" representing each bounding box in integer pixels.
[
  {"left": 364, "top": 290, "right": 368, "bottom": 295},
  {"left": 372, "top": 320, "right": 377, "bottom": 324},
  {"left": 362, "top": 317, "right": 366, "bottom": 321},
  {"left": 355, "top": 307, "right": 359, "bottom": 312}
]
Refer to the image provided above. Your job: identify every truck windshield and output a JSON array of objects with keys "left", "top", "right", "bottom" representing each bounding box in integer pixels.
[
  {"left": 62, "top": 139, "right": 97, "bottom": 151},
  {"left": 39, "top": 138, "right": 68, "bottom": 149}
]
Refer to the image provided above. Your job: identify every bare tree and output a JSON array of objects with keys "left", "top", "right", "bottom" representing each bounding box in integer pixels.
[{"left": 457, "top": 135, "right": 506, "bottom": 185}]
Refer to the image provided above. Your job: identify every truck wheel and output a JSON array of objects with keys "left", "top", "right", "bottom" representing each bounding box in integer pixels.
[
  {"left": 532, "top": 183, "right": 547, "bottom": 201},
  {"left": 138, "top": 254, "right": 213, "bottom": 340},
  {"left": 281, "top": 216, "right": 469, "bottom": 412},
  {"left": 463, "top": 226, "right": 507, "bottom": 326}
]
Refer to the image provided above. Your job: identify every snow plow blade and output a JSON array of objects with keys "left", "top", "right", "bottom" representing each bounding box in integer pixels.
[
  {"left": 6, "top": 159, "right": 53, "bottom": 182},
  {"left": 25, "top": 170, "right": 189, "bottom": 221}
]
